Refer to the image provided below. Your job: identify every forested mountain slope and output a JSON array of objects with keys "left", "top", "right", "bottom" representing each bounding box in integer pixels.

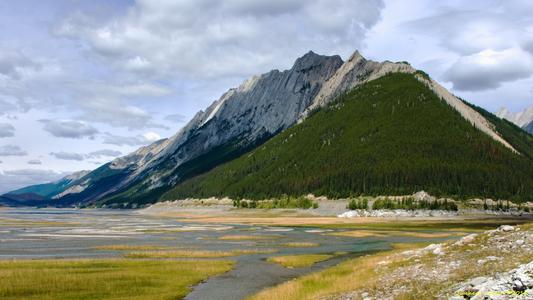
[{"left": 162, "top": 73, "right": 533, "bottom": 201}]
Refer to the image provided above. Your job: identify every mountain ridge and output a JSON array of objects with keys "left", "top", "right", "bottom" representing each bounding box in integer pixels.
[
  {"left": 497, "top": 106, "right": 533, "bottom": 134},
  {"left": 163, "top": 73, "right": 533, "bottom": 201},
  {"left": 2, "top": 50, "right": 529, "bottom": 207}
]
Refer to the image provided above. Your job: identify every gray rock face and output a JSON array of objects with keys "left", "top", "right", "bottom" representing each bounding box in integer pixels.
[
  {"left": 13, "top": 50, "right": 519, "bottom": 205},
  {"left": 130, "top": 51, "right": 344, "bottom": 189},
  {"left": 523, "top": 120, "right": 533, "bottom": 134},
  {"left": 50, "top": 51, "right": 345, "bottom": 203}
]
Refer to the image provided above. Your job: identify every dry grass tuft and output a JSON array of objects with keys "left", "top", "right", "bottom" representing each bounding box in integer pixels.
[{"left": 267, "top": 254, "right": 333, "bottom": 268}]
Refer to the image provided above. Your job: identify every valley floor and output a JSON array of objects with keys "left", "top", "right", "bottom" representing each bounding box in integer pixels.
[
  {"left": 141, "top": 202, "right": 533, "bottom": 299},
  {"left": 1, "top": 206, "right": 532, "bottom": 299},
  {"left": 250, "top": 223, "right": 533, "bottom": 300}
]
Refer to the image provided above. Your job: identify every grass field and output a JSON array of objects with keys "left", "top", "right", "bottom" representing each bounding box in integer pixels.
[
  {"left": 328, "top": 230, "right": 459, "bottom": 238},
  {"left": 218, "top": 234, "right": 281, "bottom": 240},
  {"left": 0, "top": 259, "right": 233, "bottom": 300},
  {"left": 93, "top": 245, "right": 176, "bottom": 251},
  {"left": 250, "top": 245, "right": 417, "bottom": 300},
  {"left": 282, "top": 242, "right": 320, "bottom": 247},
  {"left": 250, "top": 222, "right": 533, "bottom": 300},
  {"left": 125, "top": 248, "right": 277, "bottom": 258},
  {"left": 267, "top": 254, "right": 334, "bottom": 268}
]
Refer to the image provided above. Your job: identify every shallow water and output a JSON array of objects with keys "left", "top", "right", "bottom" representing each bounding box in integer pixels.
[{"left": 0, "top": 208, "right": 453, "bottom": 299}]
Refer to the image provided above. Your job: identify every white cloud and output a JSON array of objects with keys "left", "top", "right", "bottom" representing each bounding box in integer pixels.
[
  {"left": 444, "top": 48, "right": 533, "bottom": 91},
  {"left": 40, "top": 119, "right": 99, "bottom": 139},
  {"left": 103, "top": 131, "right": 161, "bottom": 146},
  {"left": 0, "top": 123, "right": 15, "bottom": 137},
  {"left": 78, "top": 97, "right": 157, "bottom": 129},
  {"left": 55, "top": 0, "right": 385, "bottom": 79},
  {"left": 0, "top": 145, "right": 27, "bottom": 156},
  {"left": 143, "top": 131, "right": 161, "bottom": 142}
]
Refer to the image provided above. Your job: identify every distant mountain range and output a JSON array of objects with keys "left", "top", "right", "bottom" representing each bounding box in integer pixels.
[
  {"left": 3, "top": 50, "right": 533, "bottom": 207},
  {"left": 496, "top": 106, "right": 533, "bottom": 134}
]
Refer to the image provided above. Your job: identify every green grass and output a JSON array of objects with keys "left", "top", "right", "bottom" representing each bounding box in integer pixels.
[
  {"left": 162, "top": 73, "right": 533, "bottom": 202},
  {"left": 277, "top": 218, "right": 531, "bottom": 231},
  {"left": 125, "top": 248, "right": 277, "bottom": 258},
  {"left": 251, "top": 248, "right": 406, "bottom": 299},
  {"left": 0, "top": 259, "right": 233, "bottom": 300},
  {"left": 267, "top": 254, "right": 334, "bottom": 268},
  {"left": 282, "top": 242, "right": 320, "bottom": 248},
  {"left": 93, "top": 245, "right": 177, "bottom": 251},
  {"left": 218, "top": 234, "right": 281, "bottom": 240}
]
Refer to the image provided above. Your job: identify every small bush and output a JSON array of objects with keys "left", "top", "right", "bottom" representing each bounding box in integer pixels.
[
  {"left": 347, "top": 198, "right": 368, "bottom": 210},
  {"left": 235, "top": 195, "right": 317, "bottom": 209}
]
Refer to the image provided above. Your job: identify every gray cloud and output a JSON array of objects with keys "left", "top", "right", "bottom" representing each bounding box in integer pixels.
[
  {"left": 103, "top": 132, "right": 161, "bottom": 146},
  {"left": 86, "top": 149, "right": 122, "bottom": 159},
  {"left": 0, "top": 50, "right": 41, "bottom": 80},
  {"left": 27, "top": 159, "right": 42, "bottom": 165},
  {"left": 49, "top": 151, "right": 85, "bottom": 161},
  {"left": 0, "top": 169, "right": 70, "bottom": 194},
  {"left": 78, "top": 97, "right": 157, "bottom": 130},
  {"left": 164, "top": 113, "right": 187, "bottom": 123},
  {"left": 49, "top": 149, "right": 122, "bottom": 161},
  {"left": 402, "top": 2, "right": 533, "bottom": 93},
  {"left": 444, "top": 48, "right": 533, "bottom": 91},
  {"left": 523, "top": 39, "right": 533, "bottom": 55},
  {"left": 0, "top": 145, "right": 27, "bottom": 156},
  {"left": 0, "top": 123, "right": 15, "bottom": 137},
  {"left": 40, "top": 119, "right": 99, "bottom": 139},
  {"left": 55, "top": 0, "right": 384, "bottom": 79}
]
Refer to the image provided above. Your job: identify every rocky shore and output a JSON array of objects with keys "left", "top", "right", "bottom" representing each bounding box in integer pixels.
[{"left": 332, "top": 224, "right": 533, "bottom": 300}]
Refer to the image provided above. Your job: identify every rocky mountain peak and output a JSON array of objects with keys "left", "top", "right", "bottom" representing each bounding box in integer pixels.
[
  {"left": 497, "top": 106, "right": 533, "bottom": 127},
  {"left": 292, "top": 50, "right": 343, "bottom": 72}
]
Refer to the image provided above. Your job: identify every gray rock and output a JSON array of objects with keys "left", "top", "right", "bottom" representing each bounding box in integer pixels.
[{"left": 500, "top": 225, "right": 515, "bottom": 232}]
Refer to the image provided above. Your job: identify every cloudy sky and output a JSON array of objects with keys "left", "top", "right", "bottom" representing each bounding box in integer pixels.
[{"left": 1, "top": 0, "right": 532, "bottom": 193}]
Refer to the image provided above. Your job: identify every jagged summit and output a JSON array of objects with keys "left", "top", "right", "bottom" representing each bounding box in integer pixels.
[
  {"left": 3, "top": 49, "right": 531, "bottom": 207},
  {"left": 292, "top": 50, "right": 342, "bottom": 72},
  {"left": 497, "top": 106, "right": 533, "bottom": 134}
]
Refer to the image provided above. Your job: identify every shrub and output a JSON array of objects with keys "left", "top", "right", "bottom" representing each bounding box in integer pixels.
[
  {"left": 347, "top": 198, "right": 368, "bottom": 210},
  {"left": 372, "top": 197, "right": 457, "bottom": 211}
]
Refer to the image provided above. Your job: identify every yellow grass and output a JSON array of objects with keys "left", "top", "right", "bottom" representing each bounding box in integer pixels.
[
  {"left": 0, "top": 218, "right": 73, "bottom": 227},
  {"left": 125, "top": 248, "right": 277, "bottom": 258},
  {"left": 250, "top": 247, "right": 410, "bottom": 300},
  {"left": 0, "top": 259, "right": 233, "bottom": 300},
  {"left": 250, "top": 223, "right": 533, "bottom": 300},
  {"left": 218, "top": 234, "right": 281, "bottom": 240},
  {"left": 93, "top": 245, "right": 176, "bottom": 251},
  {"left": 267, "top": 254, "right": 333, "bottom": 268},
  {"left": 282, "top": 242, "right": 320, "bottom": 247},
  {"left": 329, "top": 230, "right": 457, "bottom": 238}
]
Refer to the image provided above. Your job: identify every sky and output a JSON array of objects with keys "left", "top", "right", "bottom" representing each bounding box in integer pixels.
[{"left": 1, "top": 0, "right": 533, "bottom": 193}]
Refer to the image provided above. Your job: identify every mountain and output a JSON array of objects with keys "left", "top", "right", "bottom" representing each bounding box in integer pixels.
[
  {"left": 524, "top": 121, "right": 533, "bottom": 135},
  {"left": 0, "top": 170, "right": 89, "bottom": 206},
  {"left": 5, "top": 50, "right": 533, "bottom": 207},
  {"left": 7, "top": 170, "right": 90, "bottom": 198},
  {"left": 162, "top": 73, "right": 533, "bottom": 201},
  {"left": 497, "top": 106, "right": 533, "bottom": 134}
]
